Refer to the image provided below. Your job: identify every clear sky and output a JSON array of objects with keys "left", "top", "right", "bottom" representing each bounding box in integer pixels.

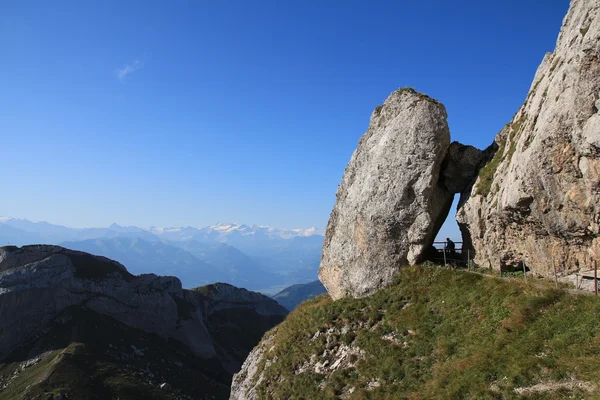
[{"left": 1, "top": 0, "right": 569, "bottom": 235}]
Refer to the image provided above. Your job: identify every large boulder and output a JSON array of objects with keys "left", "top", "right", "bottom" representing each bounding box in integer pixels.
[
  {"left": 457, "top": 0, "right": 600, "bottom": 275},
  {"left": 318, "top": 88, "right": 452, "bottom": 300}
]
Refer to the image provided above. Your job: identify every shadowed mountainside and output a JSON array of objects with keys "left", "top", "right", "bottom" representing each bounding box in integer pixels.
[
  {"left": 0, "top": 245, "right": 288, "bottom": 399},
  {"left": 272, "top": 280, "right": 326, "bottom": 311}
]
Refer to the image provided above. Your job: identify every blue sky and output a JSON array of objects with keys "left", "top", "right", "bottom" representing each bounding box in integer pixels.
[{"left": 1, "top": 0, "right": 568, "bottom": 237}]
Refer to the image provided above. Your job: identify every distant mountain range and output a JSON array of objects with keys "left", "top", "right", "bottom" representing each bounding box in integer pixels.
[
  {"left": 149, "top": 223, "right": 323, "bottom": 242},
  {"left": 0, "top": 217, "right": 324, "bottom": 293}
]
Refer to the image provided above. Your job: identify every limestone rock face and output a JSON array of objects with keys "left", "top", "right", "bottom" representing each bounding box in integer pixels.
[
  {"left": 229, "top": 331, "right": 276, "bottom": 400},
  {"left": 458, "top": 0, "right": 600, "bottom": 275},
  {"left": 441, "top": 142, "right": 490, "bottom": 194},
  {"left": 0, "top": 245, "right": 287, "bottom": 371},
  {"left": 318, "top": 89, "right": 452, "bottom": 300}
]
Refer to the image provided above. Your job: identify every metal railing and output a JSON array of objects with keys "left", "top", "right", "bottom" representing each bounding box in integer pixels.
[
  {"left": 431, "top": 241, "right": 471, "bottom": 268},
  {"left": 430, "top": 242, "right": 599, "bottom": 296}
]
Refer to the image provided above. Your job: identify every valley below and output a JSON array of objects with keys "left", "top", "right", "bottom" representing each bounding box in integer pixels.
[{"left": 0, "top": 220, "right": 324, "bottom": 294}]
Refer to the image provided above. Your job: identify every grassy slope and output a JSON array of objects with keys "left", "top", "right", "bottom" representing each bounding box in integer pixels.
[{"left": 252, "top": 265, "right": 600, "bottom": 399}]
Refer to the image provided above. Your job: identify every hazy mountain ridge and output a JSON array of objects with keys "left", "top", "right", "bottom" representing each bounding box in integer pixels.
[
  {"left": 60, "top": 237, "right": 228, "bottom": 288},
  {"left": 0, "top": 218, "right": 323, "bottom": 245},
  {"left": 62, "top": 237, "right": 287, "bottom": 291},
  {"left": 149, "top": 223, "right": 324, "bottom": 243},
  {"left": 0, "top": 217, "right": 324, "bottom": 292}
]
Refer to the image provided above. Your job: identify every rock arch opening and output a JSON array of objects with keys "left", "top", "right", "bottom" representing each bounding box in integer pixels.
[
  {"left": 423, "top": 141, "right": 491, "bottom": 266},
  {"left": 431, "top": 194, "right": 465, "bottom": 265}
]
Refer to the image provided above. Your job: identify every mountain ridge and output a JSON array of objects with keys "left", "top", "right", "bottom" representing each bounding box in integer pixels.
[
  {"left": 1, "top": 217, "right": 325, "bottom": 293},
  {"left": 0, "top": 244, "right": 288, "bottom": 399},
  {"left": 0, "top": 216, "right": 324, "bottom": 244}
]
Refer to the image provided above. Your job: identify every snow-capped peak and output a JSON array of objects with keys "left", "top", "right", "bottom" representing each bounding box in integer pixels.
[{"left": 148, "top": 222, "right": 324, "bottom": 241}]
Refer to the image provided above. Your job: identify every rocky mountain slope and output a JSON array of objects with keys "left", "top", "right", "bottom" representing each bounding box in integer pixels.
[
  {"left": 61, "top": 237, "right": 228, "bottom": 287},
  {"left": 272, "top": 280, "right": 326, "bottom": 311},
  {"left": 0, "top": 245, "right": 287, "bottom": 399},
  {"left": 231, "top": 266, "right": 600, "bottom": 399},
  {"left": 457, "top": 0, "right": 600, "bottom": 276}
]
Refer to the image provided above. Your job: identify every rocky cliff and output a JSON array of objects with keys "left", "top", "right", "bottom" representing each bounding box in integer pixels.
[
  {"left": 318, "top": 88, "right": 486, "bottom": 300},
  {"left": 458, "top": 0, "right": 600, "bottom": 276},
  {"left": 0, "top": 245, "right": 287, "bottom": 399},
  {"left": 318, "top": 89, "right": 453, "bottom": 300},
  {"left": 319, "top": 0, "right": 600, "bottom": 299}
]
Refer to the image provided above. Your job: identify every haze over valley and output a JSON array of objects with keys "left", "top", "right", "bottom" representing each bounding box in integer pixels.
[{"left": 0, "top": 217, "right": 323, "bottom": 293}]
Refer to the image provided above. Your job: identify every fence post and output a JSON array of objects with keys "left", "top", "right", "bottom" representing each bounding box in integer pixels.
[
  {"left": 553, "top": 259, "right": 558, "bottom": 289},
  {"left": 443, "top": 248, "right": 447, "bottom": 267},
  {"left": 467, "top": 249, "right": 470, "bottom": 271},
  {"left": 522, "top": 260, "right": 526, "bottom": 280},
  {"left": 595, "top": 260, "right": 598, "bottom": 296}
]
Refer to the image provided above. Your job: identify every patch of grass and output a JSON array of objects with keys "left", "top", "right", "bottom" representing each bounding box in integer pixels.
[
  {"left": 392, "top": 87, "right": 440, "bottom": 104},
  {"left": 502, "top": 271, "right": 525, "bottom": 279},
  {"left": 505, "top": 112, "right": 527, "bottom": 161},
  {"left": 475, "top": 113, "right": 527, "bottom": 197},
  {"left": 549, "top": 57, "right": 561, "bottom": 74},
  {"left": 191, "top": 284, "right": 213, "bottom": 296},
  {"left": 475, "top": 135, "right": 506, "bottom": 197},
  {"left": 252, "top": 265, "right": 600, "bottom": 399},
  {"left": 580, "top": 25, "right": 590, "bottom": 37},
  {"left": 526, "top": 77, "right": 543, "bottom": 102}
]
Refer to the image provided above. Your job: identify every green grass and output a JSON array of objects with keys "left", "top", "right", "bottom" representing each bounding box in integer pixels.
[
  {"left": 580, "top": 25, "right": 590, "bottom": 37},
  {"left": 475, "top": 113, "right": 528, "bottom": 197},
  {"left": 251, "top": 265, "right": 600, "bottom": 399},
  {"left": 549, "top": 57, "right": 561, "bottom": 74},
  {"left": 505, "top": 114, "right": 525, "bottom": 162},
  {"left": 475, "top": 134, "right": 506, "bottom": 197},
  {"left": 191, "top": 282, "right": 224, "bottom": 297},
  {"left": 392, "top": 87, "right": 440, "bottom": 104}
]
